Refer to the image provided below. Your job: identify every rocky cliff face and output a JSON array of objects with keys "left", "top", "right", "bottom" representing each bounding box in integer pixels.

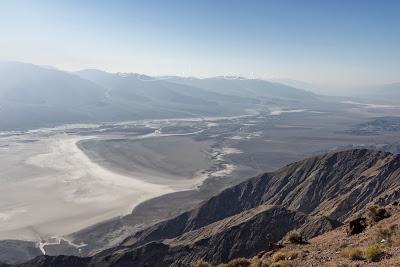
[
  {"left": 92, "top": 205, "right": 310, "bottom": 266},
  {"left": 122, "top": 149, "right": 400, "bottom": 248},
  {"left": 15, "top": 149, "right": 400, "bottom": 266}
]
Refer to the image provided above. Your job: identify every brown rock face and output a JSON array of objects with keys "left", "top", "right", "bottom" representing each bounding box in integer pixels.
[
  {"left": 346, "top": 217, "right": 367, "bottom": 235},
  {"left": 15, "top": 149, "right": 400, "bottom": 266}
]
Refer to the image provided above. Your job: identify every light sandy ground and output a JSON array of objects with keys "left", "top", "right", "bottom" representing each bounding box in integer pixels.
[
  {"left": 269, "top": 108, "right": 307, "bottom": 116},
  {"left": 79, "top": 136, "right": 212, "bottom": 188},
  {"left": 0, "top": 115, "right": 249, "bottom": 243},
  {"left": 0, "top": 131, "right": 209, "bottom": 241}
]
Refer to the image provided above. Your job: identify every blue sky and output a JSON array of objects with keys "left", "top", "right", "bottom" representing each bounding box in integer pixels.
[{"left": 0, "top": 0, "right": 399, "bottom": 90}]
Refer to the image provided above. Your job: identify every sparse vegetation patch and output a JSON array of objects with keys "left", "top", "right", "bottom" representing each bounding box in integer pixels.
[
  {"left": 367, "top": 205, "right": 391, "bottom": 223},
  {"left": 272, "top": 251, "right": 287, "bottom": 262},
  {"left": 341, "top": 247, "right": 364, "bottom": 260},
  {"left": 285, "top": 230, "right": 305, "bottom": 244},
  {"left": 364, "top": 244, "right": 383, "bottom": 262},
  {"left": 217, "top": 258, "right": 251, "bottom": 267}
]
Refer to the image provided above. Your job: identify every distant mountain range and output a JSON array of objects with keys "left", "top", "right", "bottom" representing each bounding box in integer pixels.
[
  {"left": 159, "top": 76, "right": 317, "bottom": 101},
  {"left": 355, "top": 82, "right": 400, "bottom": 104},
  {"left": 10, "top": 149, "right": 400, "bottom": 266},
  {"left": 0, "top": 61, "right": 320, "bottom": 131},
  {"left": 376, "top": 83, "right": 400, "bottom": 99}
]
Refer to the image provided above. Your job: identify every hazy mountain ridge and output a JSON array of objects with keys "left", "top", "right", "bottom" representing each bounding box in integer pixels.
[
  {"left": 0, "top": 61, "right": 323, "bottom": 130},
  {"left": 380, "top": 83, "right": 400, "bottom": 96},
  {"left": 162, "top": 76, "right": 318, "bottom": 102},
  {"left": 0, "top": 62, "right": 109, "bottom": 130},
  {"left": 349, "top": 116, "right": 400, "bottom": 135},
  {"left": 0, "top": 62, "right": 107, "bottom": 107},
  {"left": 356, "top": 82, "right": 400, "bottom": 105},
  {"left": 75, "top": 69, "right": 256, "bottom": 107},
  {"left": 14, "top": 149, "right": 400, "bottom": 266}
]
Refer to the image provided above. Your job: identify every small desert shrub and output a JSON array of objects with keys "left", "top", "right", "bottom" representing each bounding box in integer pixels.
[
  {"left": 271, "top": 248, "right": 299, "bottom": 262},
  {"left": 341, "top": 247, "right": 363, "bottom": 260},
  {"left": 286, "top": 251, "right": 298, "bottom": 260},
  {"left": 218, "top": 258, "right": 251, "bottom": 267},
  {"left": 270, "top": 260, "right": 291, "bottom": 267},
  {"left": 367, "top": 205, "right": 390, "bottom": 223},
  {"left": 249, "top": 257, "right": 270, "bottom": 267},
  {"left": 364, "top": 244, "right": 383, "bottom": 262},
  {"left": 272, "top": 251, "right": 286, "bottom": 262},
  {"left": 285, "top": 230, "right": 303, "bottom": 244},
  {"left": 192, "top": 259, "right": 213, "bottom": 267}
]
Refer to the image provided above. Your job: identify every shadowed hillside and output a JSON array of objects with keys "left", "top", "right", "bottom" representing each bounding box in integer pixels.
[{"left": 14, "top": 149, "right": 400, "bottom": 266}]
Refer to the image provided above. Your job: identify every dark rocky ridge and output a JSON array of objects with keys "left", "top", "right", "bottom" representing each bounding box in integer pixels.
[
  {"left": 14, "top": 149, "right": 400, "bottom": 266},
  {"left": 93, "top": 205, "right": 311, "bottom": 266},
  {"left": 0, "top": 240, "right": 41, "bottom": 265},
  {"left": 122, "top": 149, "right": 400, "bottom": 249}
]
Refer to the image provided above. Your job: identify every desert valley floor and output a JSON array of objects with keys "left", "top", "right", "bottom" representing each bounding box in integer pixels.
[{"left": 1, "top": 100, "right": 400, "bottom": 253}]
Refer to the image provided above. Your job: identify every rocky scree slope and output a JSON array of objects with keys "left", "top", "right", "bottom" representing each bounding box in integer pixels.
[
  {"left": 217, "top": 205, "right": 400, "bottom": 266},
  {"left": 15, "top": 149, "right": 400, "bottom": 266}
]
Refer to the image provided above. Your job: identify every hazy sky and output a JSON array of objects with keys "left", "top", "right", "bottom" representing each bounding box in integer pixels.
[{"left": 0, "top": 0, "right": 399, "bottom": 91}]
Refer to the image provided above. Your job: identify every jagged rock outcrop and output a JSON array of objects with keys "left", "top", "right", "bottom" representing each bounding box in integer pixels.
[
  {"left": 14, "top": 149, "right": 400, "bottom": 266},
  {"left": 346, "top": 217, "right": 367, "bottom": 235}
]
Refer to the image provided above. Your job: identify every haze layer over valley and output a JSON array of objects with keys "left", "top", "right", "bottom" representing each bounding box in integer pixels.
[{"left": 1, "top": 61, "right": 400, "bottom": 264}]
